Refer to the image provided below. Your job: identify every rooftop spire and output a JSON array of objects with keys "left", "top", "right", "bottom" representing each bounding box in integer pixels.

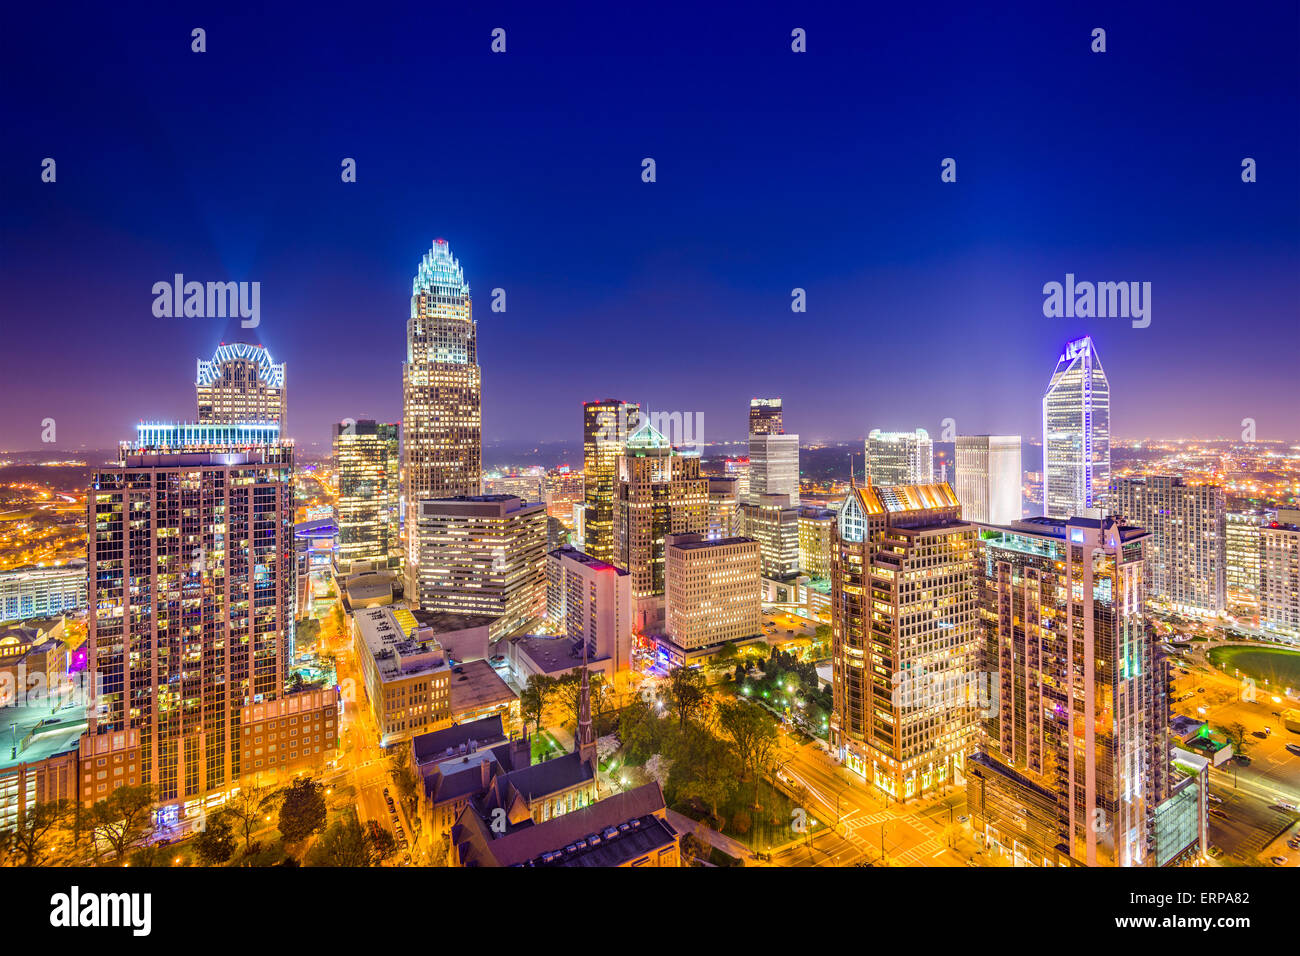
[{"left": 576, "top": 636, "right": 596, "bottom": 770}]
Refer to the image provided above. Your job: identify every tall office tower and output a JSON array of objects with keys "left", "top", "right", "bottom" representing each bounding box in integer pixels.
[
  {"left": 830, "top": 482, "right": 978, "bottom": 801},
  {"left": 414, "top": 495, "right": 547, "bottom": 641},
  {"left": 1225, "top": 510, "right": 1265, "bottom": 617},
  {"left": 725, "top": 456, "right": 750, "bottom": 499},
  {"left": 403, "top": 239, "right": 483, "bottom": 598},
  {"left": 1260, "top": 519, "right": 1300, "bottom": 641},
  {"left": 967, "top": 515, "right": 1171, "bottom": 867},
  {"left": 1111, "top": 476, "right": 1226, "bottom": 615},
  {"left": 748, "top": 397, "right": 783, "bottom": 436},
  {"left": 544, "top": 546, "right": 634, "bottom": 672},
  {"left": 707, "top": 475, "right": 741, "bottom": 538},
  {"left": 583, "top": 400, "right": 641, "bottom": 563},
  {"left": 332, "top": 420, "right": 400, "bottom": 570},
  {"left": 748, "top": 433, "right": 801, "bottom": 504},
  {"left": 196, "top": 342, "right": 286, "bottom": 427},
  {"left": 954, "top": 435, "right": 1022, "bottom": 525},
  {"left": 544, "top": 467, "right": 586, "bottom": 529},
  {"left": 612, "top": 421, "right": 709, "bottom": 630},
  {"left": 738, "top": 495, "right": 801, "bottom": 580},
  {"left": 865, "top": 429, "right": 934, "bottom": 486},
  {"left": 797, "top": 506, "right": 836, "bottom": 579},
  {"left": 664, "top": 533, "right": 762, "bottom": 650},
  {"left": 86, "top": 423, "right": 296, "bottom": 807},
  {"left": 1043, "top": 336, "right": 1110, "bottom": 519}
]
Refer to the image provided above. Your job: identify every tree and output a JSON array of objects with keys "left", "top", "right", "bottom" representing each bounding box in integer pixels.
[
  {"left": 1, "top": 798, "right": 73, "bottom": 866},
  {"left": 194, "top": 810, "right": 238, "bottom": 865},
  {"left": 1226, "top": 722, "right": 1251, "bottom": 758},
  {"left": 519, "top": 674, "right": 553, "bottom": 738},
  {"left": 718, "top": 701, "right": 779, "bottom": 788},
  {"left": 277, "top": 777, "right": 326, "bottom": 845},
  {"left": 87, "top": 785, "right": 154, "bottom": 861},
  {"left": 715, "top": 642, "right": 738, "bottom": 664},
  {"left": 223, "top": 784, "right": 279, "bottom": 852},
  {"left": 387, "top": 742, "right": 419, "bottom": 809},
  {"left": 555, "top": 670, "right": 606, "bottom": 730},
  {"left": 305, "top": 816, "right": 372, "bottom": 867},
  {"left": 667, "top": 666, "right": 708, "bottom": 729}
]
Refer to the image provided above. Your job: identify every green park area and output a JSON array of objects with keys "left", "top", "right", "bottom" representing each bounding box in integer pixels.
[{"left": 1208, "top": 645, "right": 1300, "bottom": 693}]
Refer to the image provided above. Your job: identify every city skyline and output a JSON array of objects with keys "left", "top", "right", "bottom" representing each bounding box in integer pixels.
[{"left": 4, "top": 4, "right": 1297, "bottom": 451}]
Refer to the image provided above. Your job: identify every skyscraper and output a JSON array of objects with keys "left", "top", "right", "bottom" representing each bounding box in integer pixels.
[
  {"left": 968, "top": 515, "right": 1178, "bottom": 867},
  {"left": 1225, "top": 510, "right": 1265, "bottom": 618},
  {"left": 86, "top": 423, "right": 300, "bottom": 807},
  {"left": 664, "top": 533, "right": 762, "bottom": 651},
  {"left": 413, "top": 495, "right": 547, "bottom": 640},
  {"left": 1111, "top": 475, "right": 1226, "bottom": 615},
  {"left": 583, "top": 399, "right": 640, "bottom": 563},
  {"left": 865, "top": 429, "right": 934, "bottom": 486},
  {"left": 955, "top": 435, "right": 1023, "bottom": 525},
  {"left": 1260, "top": 518, "right": 1300, "bottom": 641},
  {"left": 1043, "top": 336, "right": 1110, "bottom": 518},
  {"left": 613, "top": 421, "right": 709, "bottom": 630},
  {"left": 196, "top": 342, "right": 286, "bottom": 427},
  {"left": 333, "top": 420, "right": 400, "bottom": 570},
  {"left": 403, "top": 240, "right": 483, "bottom": 597},
  {"left": 748, "top": 397, "right": 783, "bottom": 435},
  {"left": 830, "top": 482, "right": 978, "bottom": 801},
  {"left": 545, "top": 546, "right": 634, "bottom": 672}
]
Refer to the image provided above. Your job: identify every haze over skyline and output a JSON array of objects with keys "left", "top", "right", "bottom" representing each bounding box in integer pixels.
[{"left": 3, "top": 2, "right": 1297, "bottom": 450}]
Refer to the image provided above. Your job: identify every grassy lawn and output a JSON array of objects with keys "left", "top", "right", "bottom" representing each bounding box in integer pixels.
[
  {"left": 674, "top": 778, "right": 818, "bottom": 852},
  {"left": 1208, "top": 645, "right": 1300, "bottom": 689},
  {"left": 531, "top": 729, "right": 567, "bottom": 763}
]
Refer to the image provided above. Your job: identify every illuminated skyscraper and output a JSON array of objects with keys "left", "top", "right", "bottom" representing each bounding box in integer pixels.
[
  {"left": 583, "top": 399, "right": 640, "bottom": 563},
  {"left": 1043, "top": 336, "right": 1110, "bottom": 518},
  {"left": 85, "top": 424, "right": 326, "bottom": 810},
  {"left": 865, "top": 429, "right": 933, "bottom": 486},
  {"left": 1225, "top": 510, "right": 1264, "bottom": 617},
  {"left": 196, "top": 342, "right": 286, "bottom": 428},
  {"left": 403, "top": 240, "right": 482, "bottom": 597},
  {"left": 965, "top": 516, "right": 1196, "bottom": 867},
  {"left": 1111, "top": 475, "right": 1225, "bottom": 615},
  {"left": 1261, "top": 518, "right": 1300, "bottom": 641},
  {"left": 830, "top": 482, "right": 978, "bottom": 801},
  {"left": 333, "top": 420, "right": 400, "bottom": 570},
  {"left": 748, "top": 398, "right": 783, "bottom": 436},
  {"left": 613, "top": 421, "right": 709, "bottom": 630},
  {"left": 955, "top": 435, "right": 1022, "bottom": 525}
]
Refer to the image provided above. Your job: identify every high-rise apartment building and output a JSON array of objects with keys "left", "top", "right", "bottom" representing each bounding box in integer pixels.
[
  {"left": 414, "top": 495, "right": 547, "bottom": 641},
  {"left": 583, "top": 399, "right": 640, "bottom": 564},
  {"left": 1043, "top": 336, "right": 1110, "bottom": 518},
  {"left": 196, "top": 342, "right": 286, "bottom": 427},
  {"left": 830, "top": 482, "right": 978, "bottom": 801},
  {"left": 954, "top": 435, "right": 1022, "bottom": 525},
  {"left": 748, "top": 397, "right": 783, "bottom": 436},
  {"left": 1225, "top": 510, "right": 1264, "bottom": 617},
  {"left": 664, "top": 533, "right": 762, "bottom": 650},
  {"left": 333, "top": 420, "right": 400, "bottom": 570},
  {"left": 613, "top": 422, "right": 709, "bottom": 630},
  {"left": 1110, "top": 476, "right": 1226, "bottom": 615},
  {"left": 1260, "top": 520, "right": 1300, "bottom": 641},
  {"left": 86, "top": 423, "right": 299, "bottom": 808},
  {"left": 545, "top": 546, "right": 634, "bottom": 672},
  {"left": 968, "top": 515, "right": 1170, "bottom": 867},
  {"left": 403, "top": 240, "right": 483, "bottom": 597},
  {"left": 865, "top": 429, "right": 934, "bottom": 486}
]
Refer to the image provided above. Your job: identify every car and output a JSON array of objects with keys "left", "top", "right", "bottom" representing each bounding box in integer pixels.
[
  {"left": 1286, "top": 745, "right": 1300, "bottom": 757},
  {"left": 1207, "top": 793, "right": 1223, "bottom": 804},
  {"left": 1271, "top": 856, "right": 1289, "bottom": 866},
  {"left": 1276, "top": 801, "right": 1298, "bottom": 812},
  {"left": 1253, "top": 731, "right": 1269, "bottom": 739},
  {"left": 1209, "top": 807, "right": 1228, "bottom": 819},
  {"left": 1197, "top": 687, "right": 1205, "bottom": 693},
  {"left": 956, "top": 815, "right": 969, "bottom": 824}
]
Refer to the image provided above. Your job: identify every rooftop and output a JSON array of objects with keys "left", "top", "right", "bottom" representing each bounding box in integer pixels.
[{"left": 448, "top": 659, "right": 517, "bottom": 716}]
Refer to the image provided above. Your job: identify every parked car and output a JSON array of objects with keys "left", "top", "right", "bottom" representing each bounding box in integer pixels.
[{"left": 1270, "top": 856, "right": 1289, "bottom": 866}]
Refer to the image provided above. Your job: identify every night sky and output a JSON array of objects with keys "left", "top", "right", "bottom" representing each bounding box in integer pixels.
[{"left": 3, "top": 1, "right": 1297, "bottom": 451}]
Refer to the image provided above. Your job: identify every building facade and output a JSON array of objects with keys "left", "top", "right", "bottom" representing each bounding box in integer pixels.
[
  {"left": 1260, "top": 520, "right": 1300, "bottom": 641},
  {"left": 1110, "top": 476, "right": 1226, "bottom": 615},
  {"left": 970, "top": 516, "right": 1159, "bottom": 866},
  {"left": 954, "top": 435, "right": 1022, "bottom": 525},
  {"left": 0, "top": 560, "right": 86, "bottom": 623},
  {"left": 1225, "top": 510, "right": 1264, "bottom": 618},
  {"left": 738, "top": 494, "right": 801, "bottom": 581},
  {"left": 583, "top": 399, "right": 640, "bottom": 564},
  {"left": 403, "top": 240, "right": 483, "bottom": 597},
  {"left": 545, "top": 546, "right": 634, "bottom": 672},
  {"left": 865, "top": 429, "right": 934, "bottom": 486},
  {"left": 830, "top": 482, "right": 978, "bottom": 801},
  {"left": 196, "top": 342, "right": 286, "bottom": 428},
  {"left": 798, "top": 506, "right": 836, "bottom": 580},
  {"left": 1043, "top": 336, "right": 1110, "bottom": 519},
  {"left": 414, "top": 495, "right": 547, "bottom": 640},
  {"left": 333, "top": 420, "right": 400, "bottom": 570},
  {"left": 664, "top": 533, "right": 762, "bottom": 650},
  {"left": 748, "top": 397, "right": 783, "bottom": 436},
  {"left": 748, "top": 432, "right": 801, "bottom": 504}
]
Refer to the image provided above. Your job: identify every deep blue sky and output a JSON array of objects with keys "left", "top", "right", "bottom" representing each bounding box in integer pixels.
[{"left": 3, "top": 1, "right": 1297, "bottom": 451}]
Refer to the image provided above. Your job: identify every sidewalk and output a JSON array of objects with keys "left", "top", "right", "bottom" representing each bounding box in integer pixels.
[{"left": 665, "top": 809, "right": 758, "bottom": 864}]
